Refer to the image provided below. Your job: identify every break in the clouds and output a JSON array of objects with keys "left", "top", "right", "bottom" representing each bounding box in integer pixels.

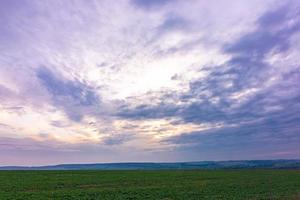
[{"left": 0, "top": 0, "right": 299, "bottom": 165}]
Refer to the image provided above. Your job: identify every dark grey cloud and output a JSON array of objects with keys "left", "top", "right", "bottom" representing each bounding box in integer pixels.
[
  {"left": 37, "top": 67, "right": 100, "bottom": 121},
  {"left": 116, "top": 3, "right": 300, "bottom": 157},
  {"left": 164, "top": 108, "right": 300, "bottom": 160},
  {"left": 37, "top": 67, "right": 98, "bottom": 106},
  {"left": 225, "top": 3, "right": 300, "bottom": 57},
  {"left": 103, "top": 133, "right": 134, "bottom": 145},
  {"left": 119, "top": 2, "right": 300, "bottom": 121},
  {"left": 159, "top": 14, "right": 189, "bottom": 31},
  {"left": 1, "top": 0, "right": 300, "bottom": 164},
  {"left": 131, "top": 0, "right": 174, "bottom": 9},
  {"left": 118, "top": 102, "right": 179, "bottom": 120},
  {"left": 258, "top": 4, "right": 293, "bottom": 28}
]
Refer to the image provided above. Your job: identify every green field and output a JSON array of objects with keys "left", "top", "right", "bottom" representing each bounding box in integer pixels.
[{"left": 0, "top": 170, "right": 299, "bottom": 199}]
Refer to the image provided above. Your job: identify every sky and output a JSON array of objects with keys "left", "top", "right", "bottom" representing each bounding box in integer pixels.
[{"left": 0, "top": 0, "right": 300, "bottom": 166}]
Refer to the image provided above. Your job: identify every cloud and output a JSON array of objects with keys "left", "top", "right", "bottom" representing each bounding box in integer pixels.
[
  {"left": 116, "top": 2, "right": 300, "bottom": 159},
  {"left": 163, "top": 110, "right": 300, "bottom": 160},
  {"left": 158, "top": 14, "right": 189, "bottom": 32},
  {"left": 131, "top": 0, "right": 174, "bottom": 10},
  {"left": 37, "top": 67, "right": 101, "bottom": 121},
  {"left": 0, "top": 0, "right": 300, "bottom": 164},
  {"left": 224, "top": 5, "right": 300, "bottom": 58},
  {"left": 119, "top": 1, "right": 300, "bottom": 120},
  {"left": 0, "top": 136, "right": 119, "bottom": 166},
  {"left": 0, "top": 84, "right": 16, "bottom": 101},
  {"left": 102, "top": 133, "right": 134, "bottom": 145},
  {"left": 117, "top": 102, "right": 179, "bottom": 120}
]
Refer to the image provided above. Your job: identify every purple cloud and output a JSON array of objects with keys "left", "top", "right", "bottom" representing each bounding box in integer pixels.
[
  {"left": 0, "top": 0, "right": 299, "bottom": 165},
  {"left": 131, "top": 0, "right": 174, "bottom": 9},
  {"left": 37, "top": 67, "right": 101, "bottom": 121}
]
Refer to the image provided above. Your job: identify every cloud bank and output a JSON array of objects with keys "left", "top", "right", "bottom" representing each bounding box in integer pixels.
[{"left": 0, "top": 0, "right": 299, "bottom": 165}]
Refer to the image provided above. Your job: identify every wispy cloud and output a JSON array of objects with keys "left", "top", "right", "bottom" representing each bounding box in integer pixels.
[
  {"left": 0, "top": 0, "right": 299, "bottom": 165},
  {"left": 37, "top": 67, "right": 100, "bottom": 121},
  {"left": 131, "top": 0, "right": 175, "bottom": 10}
]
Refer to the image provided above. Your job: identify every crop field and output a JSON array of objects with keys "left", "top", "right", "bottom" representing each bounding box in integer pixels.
[{"left": 0, "top": 170, "right": 299, "bottom": 199}]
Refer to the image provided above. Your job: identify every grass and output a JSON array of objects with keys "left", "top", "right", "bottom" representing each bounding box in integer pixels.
[{"left": 0, "top": 170, "right": 299, "bottom": 199}]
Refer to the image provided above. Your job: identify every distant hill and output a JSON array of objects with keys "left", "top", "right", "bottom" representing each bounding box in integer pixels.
[{"left": 1, "top": 160, "right": 300, "bottom": 170}]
